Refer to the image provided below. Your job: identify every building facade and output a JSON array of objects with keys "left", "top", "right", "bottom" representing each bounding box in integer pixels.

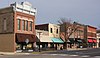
[
  {"left": 0, "top": 1, "right": 37, "bottom": 52},
  {"left": 60, "top": 22, "right": 85, "bottom": 48},
  {"left": 36, "top": 23, "right": 64, "bottom": 50},
  {"left": 85, "top": 25, "right": 97, "bottom": 48},
  {"left": 96, "top": 30, "right": 100, "bottom": 48}
]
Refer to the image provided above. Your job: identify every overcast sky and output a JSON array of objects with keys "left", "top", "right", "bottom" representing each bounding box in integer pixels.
[{"left": 0, "top": 0, "right": 100, "bottom": 28}]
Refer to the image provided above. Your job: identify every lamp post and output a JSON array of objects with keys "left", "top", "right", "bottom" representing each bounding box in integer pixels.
[{"left": 37, "top": 32, "right": 42, "bottom": 52}]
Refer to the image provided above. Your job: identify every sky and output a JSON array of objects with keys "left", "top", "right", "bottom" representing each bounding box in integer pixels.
[{"left": 0, "top": 0, "right": 100, "bottom": 28}]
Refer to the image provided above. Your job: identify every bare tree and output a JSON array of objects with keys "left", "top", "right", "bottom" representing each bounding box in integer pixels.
[{"left": 58, "top": 18, "right": 79, "bottom": 49}]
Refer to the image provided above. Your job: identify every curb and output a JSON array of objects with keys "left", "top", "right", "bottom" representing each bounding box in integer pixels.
[{"left": 0, "top": 52, "right": 31, "bottom": 55}]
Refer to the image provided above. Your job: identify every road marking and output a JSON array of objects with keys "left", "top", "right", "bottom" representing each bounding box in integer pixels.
[
  {"left": 60, "top": 54, "right": 68, "bottom": 56},
  {"left": 69, "top": 55, "right": 78, "bottom": 56},
  {"left": 94, "top": 56, "right": 100, "bottom": 58},
  {"left": 81, "top": 55, "right": 90, "bottom": 57},
  {"left": 42, "top": 54, "right": 69, "bottom": 56}
]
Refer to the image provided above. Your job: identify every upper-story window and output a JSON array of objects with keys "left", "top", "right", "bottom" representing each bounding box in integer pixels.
[
  {"left": 50, "top": 28, "right": 53, "bottom": 33},
  {"left": 3, "top": 18, "right": 7, "bottom": 31},
  {"left": 26, "top": 21, "right": 28, "bottom": 31},
  {"left": 56, "top": 29, "right": 58, "bottom": 34},
  {"left": 17, "top": 19, "right": 21, "bottom": 30},
  {"left": 30, "top": 21, "right": 32, "bottom": 31},
  {"left": 22, "top": 20, "right": 25, "bottom": 30}
]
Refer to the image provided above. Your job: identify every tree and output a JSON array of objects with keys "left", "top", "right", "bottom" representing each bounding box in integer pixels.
[{"left": 58, "top": 18, "right": 79, "bottom": 49}]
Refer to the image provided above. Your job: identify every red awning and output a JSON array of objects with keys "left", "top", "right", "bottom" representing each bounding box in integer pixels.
[
  {"left": 88, "top": 39, "right": 93, "bottom": 43},
  {"left": 93, "top": 39, "right": 97, "bottom": 43}
]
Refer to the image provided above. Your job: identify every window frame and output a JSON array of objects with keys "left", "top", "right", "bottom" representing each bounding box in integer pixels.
[
  {"left": 29, "top": 21, "right": 33, "bottom": 31},
  {"left": 50, "top": 28, "right": 53, "bottom": 33},
  {"left": 3, "top": 18, "right": 7, "bottom": 31},
  {"left": 26, "top": 20, "right": 28, "bottom": 31},
  {"left": 17, "top": 19, "right": 21, "bottom": 30},
  {"left": 22, "top": 20, "right": 25, "bottom": 30}
]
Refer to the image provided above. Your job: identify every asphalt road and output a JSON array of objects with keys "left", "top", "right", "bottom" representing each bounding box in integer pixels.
[
  {"left": 44, "top": 48, "right": 100, "bottom": 56},
  {"left": 0, "top": 48, "right": 100, "bottom": 58},
  {"left": 0, "top": 54, "right": 91, "bottom": 58}
]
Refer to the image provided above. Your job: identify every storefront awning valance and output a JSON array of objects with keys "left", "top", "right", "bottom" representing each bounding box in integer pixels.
[
  {"left": 67, "top": 38, "right": 75, "bottom": 43},
  {"left": 36, "top": 35, "right": 53, "bottom": 42},
  {"left": 77, "top": 40, "right": 82, "bottom": 43},
  {"left": 16, "top": 33, "right": 35, "bottom": 42},
  {"left": 40, "top": 36, "right": 52, "bottom": 42},
  {"left": 88, "top": 39, "right": 93, "bottom": 43},
  {"left": 51, "top": 38, "right": 64, "bottom": 43},
  {"left": 93, "top": 39, "right": 97, "bottom": 43}
]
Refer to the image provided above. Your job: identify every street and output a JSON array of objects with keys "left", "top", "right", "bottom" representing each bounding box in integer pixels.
[
  {"left": 0, "top": 54, "right": 91, "bottom": 58},
  {"left": 0, "top": 48, "right": 100, "bottom": 58}
]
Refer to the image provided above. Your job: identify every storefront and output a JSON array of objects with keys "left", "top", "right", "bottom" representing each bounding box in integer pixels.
[
  {"left": 75, "top": 38, "right": 83, "bottom": 48},
  {"left": 67, "top": 38, "right": 75, "bottom": 48},
  {"left": 51, "top": 38, "right": 64, "bottom": 50},
  {"left": 88, "top": 38, "right": 97, "bottom": 48},
  {"left": 16, "top": 33, "right": 36, "bottom": 51}
]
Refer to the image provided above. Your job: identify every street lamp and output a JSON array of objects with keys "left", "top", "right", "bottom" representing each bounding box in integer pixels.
[{"left": 37, "top": 32, "right": 42, "bottom": 52}]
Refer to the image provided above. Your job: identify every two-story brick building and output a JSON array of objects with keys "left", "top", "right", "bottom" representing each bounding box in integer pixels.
[
  {"left": 60, "top": 22, "right": 86, "bottom": 48},
  {"left": 0, "top": 2, "right": 37, "bottom": 52},
  {"left": 85, "top": 25, "right": 97, "bottom": 48}
]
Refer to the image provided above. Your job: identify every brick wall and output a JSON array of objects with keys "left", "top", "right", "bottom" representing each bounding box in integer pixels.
[
  {"left": 0, "top": 7, "right": 14, "bottom": 33},
  {"left": 0, "top": 34, "right": 15, "bottom": 52}
]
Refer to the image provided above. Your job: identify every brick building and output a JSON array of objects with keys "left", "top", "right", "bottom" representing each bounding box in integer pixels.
[
  {"left": 60, "top": 22, "right": 86, "bottom": 48},
  {"left": 85, "top": 25, "right": 97, "bottom": 48},
  {"left": 0, "top": 2, "right": 37, "bottom": 52}
]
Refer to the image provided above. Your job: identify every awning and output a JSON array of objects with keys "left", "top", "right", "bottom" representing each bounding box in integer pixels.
[
  {"left": 51, "top": 38, "right": 64, "bottom": 43},
  {"left": 93, "top": 39, "right": 97, "bottom": 43},
  {"left": 88, "top": 39, "right": 93, "bottom": 43},
  {"left": 77, "top": 40, "right": 82, "bottom": 43},
  {"left": 36, "top": 35, "right": 53, "bottom": 42},
  {"left": 40, "top": 36, "right": 52, "bottom": 42},
  {"left": 68, "top": 38, "right": 75, "bottom": 44},
  {"left": 16, "top": 33, "right": 35, "bottom": 42}
]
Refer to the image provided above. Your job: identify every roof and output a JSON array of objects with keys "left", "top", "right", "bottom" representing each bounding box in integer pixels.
[
  {"left": 87, "top": 25, "right": 97, "bottom": 29},
  {"left": 97, "top": 30, "right": 100, "bottom": 33}
]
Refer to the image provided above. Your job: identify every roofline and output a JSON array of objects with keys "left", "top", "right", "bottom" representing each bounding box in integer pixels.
[
  {"left": 36, "top": 23, "right": 60, "bottom": 27},
  {"left": 86, "top": 25, "right": 97, "bottom": 29},
  {"left": 0, "top": 6, "right": 12, "bottom": 11}
]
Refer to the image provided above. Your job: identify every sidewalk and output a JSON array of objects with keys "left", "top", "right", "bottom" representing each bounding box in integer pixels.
[
  {"left": 0, "top": 52, "right": 31, "bottom": 55},
  {"left": 67, "top": 48, "right": 87, "bottom": 51}
]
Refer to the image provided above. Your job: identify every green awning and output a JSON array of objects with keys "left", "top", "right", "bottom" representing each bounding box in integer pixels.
[{"left": 51, "top": 38, "right": 64, "bottom": 43}]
